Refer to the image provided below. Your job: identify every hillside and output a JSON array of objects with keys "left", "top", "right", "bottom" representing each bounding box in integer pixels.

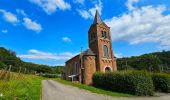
[
  {"left": 1, "top": 47, "right": 170, "bottom": 73},
  {"left": 117, "top": 50, "right": 170, "bottom": 72},
  {"left": 0, "top": 47, "right": 64, "bottom": 74}
]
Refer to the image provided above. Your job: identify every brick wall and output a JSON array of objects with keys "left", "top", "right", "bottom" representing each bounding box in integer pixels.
[
  {"left": 65, "top": 55, "right": 80, "bottom": 81},
  {"left": 83, "top": 55, "right": 96, "bottom": 85}
]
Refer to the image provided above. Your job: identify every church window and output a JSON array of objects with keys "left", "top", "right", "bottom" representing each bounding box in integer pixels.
[
  {"left": 103, "top": 45, "right": 109, "bottom": 58},
  {"left": 69, "top": 64, "right": 74, "bottom": 75},
  {"left": 69, "top": 64, "right": 72, "bottom": 75},
  {"left": 75, "top": 62, "right": 78, "bottom": 74},
  {"left": 104, "top": 31, "right": 107, "bottom": 38},
  {"left": 101, "top": 31, "right": 107, "bottom": 39}
]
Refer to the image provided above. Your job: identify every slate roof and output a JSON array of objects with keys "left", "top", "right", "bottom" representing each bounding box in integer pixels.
[
  {"left": 82, "top": 49, "right": 95, "bottom": 55},
  {"left": 93, "top": 10, "right": 103, "bottom": 24}
]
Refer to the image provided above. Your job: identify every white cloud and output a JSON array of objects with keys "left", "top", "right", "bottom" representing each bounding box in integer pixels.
[
  {"left": 62, "top": 37, "right": 72, "bottom": 42},
  {"left": 115, "top": 53, "right": 123, "bottom": 58},
  {"left": 78, "top": 0, "right": 102, "bottom": 19},
  {"left": 0, "top": 9, "right": 19, "bottom": 24},
  {"left": 126, "top": 0, "right": 139, "bottom": 10},
  {"left": 54, "top": 63, "right": 65, "bottom": 66},
  {"left": 1, "top": 29, "right": 8, "bottom": 33},
  {"left": 0, "top": 9, "right": 41, "bottom": 33},
  {"left": 73, "top": 0, "right": 85, "bottom": 5},
  {"left": 16, "top": 9, "right": 27, "bottom": 16},
  {"left": 29, "top": 0, "right": 71, "bottom": 15},
  {"left": 23, "top": 17, "right": 42, "bottom": 33},
  {"left": 18, "top": 49, "right": 77, "bottom": 61},
  {"left": 105, "top": 4, "right": 170, "bottom": 50},
  {"left": 77, "top": 10, "right": 91, "bottom": 19}
]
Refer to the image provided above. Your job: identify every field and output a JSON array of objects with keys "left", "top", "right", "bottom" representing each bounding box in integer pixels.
[{"left": 0, "top": 70, "right": 45, "bottom": 100}]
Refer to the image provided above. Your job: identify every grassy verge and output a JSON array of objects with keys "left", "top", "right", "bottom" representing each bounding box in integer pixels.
[
  {"left": 55, "top": 78, "right": 133, "bottom": 97},
  {"left": 0, "top": 72, "right": 45, "bottom": 100}
]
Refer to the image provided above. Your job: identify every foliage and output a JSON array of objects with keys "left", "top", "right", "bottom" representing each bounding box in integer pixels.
[
  {"left": 0, "top": 47, "right": 65, "bottom": 74},
  {"left": 92, "top": 70, "right": 154, "bottom": 96},
  {"left": 152, "top": 73, "right": 170, "bottom": 93},
  {"left": 41, "top": 74, "right": 60, "bottom": 78},
  {"left": 0, "top": 61, "right": 6, "bottom": 69},
  {"left": 117, "top": 50, "right": 170, "bottom": 72},
  {"left": 52, "top": 66, "right": 65, "bottom": 74},
  {"left": 55, "top": 78, "right": 132, "bottom": 97}
]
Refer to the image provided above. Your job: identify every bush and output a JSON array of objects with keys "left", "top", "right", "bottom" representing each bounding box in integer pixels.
[
  {"left": 152, "top": 73, "right": 170, "bottom": 92},
  {"left": 41, "top": 74, "right": 60, "bottom": 78},
  {"left": 93, "top": 70, "right": 154, "bottom": 96}
]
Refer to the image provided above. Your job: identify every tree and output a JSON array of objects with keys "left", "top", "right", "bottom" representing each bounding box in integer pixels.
[
  {"left": 0, "top": 61, "right": 6, "bottom": 69},
  {"left": 52, "top": 66, "right": 65, "bottom": 74}
]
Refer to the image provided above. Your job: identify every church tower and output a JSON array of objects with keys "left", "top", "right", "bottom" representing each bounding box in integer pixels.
[{"left": 88, "top": 10, "right": 117, "bottom": 72}]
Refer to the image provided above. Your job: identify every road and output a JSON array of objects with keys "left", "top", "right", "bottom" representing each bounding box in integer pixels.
[{"left": 42, "top": 80, "right": 170, "bottom": 100}]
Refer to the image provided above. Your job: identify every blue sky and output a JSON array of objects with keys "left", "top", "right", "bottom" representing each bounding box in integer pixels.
[{"left": 0, "top": 0, "right": 170, "bottom": 66}]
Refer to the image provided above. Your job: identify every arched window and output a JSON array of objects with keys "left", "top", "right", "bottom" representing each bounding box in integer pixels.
[
  {"left": 69, "top": 64, "right": 72, "bottom": 75},
  {"left": 103, "top": 45, "right": 109, "bottom": 58},
  {"left": 75, "top": 62, "right": 78, "bottom": 74},
  {"left": 105, "top": 67, "right": 111, "bottom": 72},
  {"left": 104, "top": 31, "right": 107, "bottom": 38},
  {"left": 101, "top": 31, "right": 107, "bottom": 39}
]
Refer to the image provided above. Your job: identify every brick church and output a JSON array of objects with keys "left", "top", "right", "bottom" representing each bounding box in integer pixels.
[{"left": 65, "top": 10, "right": 117, "bottom": 85}]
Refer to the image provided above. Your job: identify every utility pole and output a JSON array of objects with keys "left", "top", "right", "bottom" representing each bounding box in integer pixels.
[
  {"left": 80, "top": 47, "right": 84, "bottom": 83},
  {"left": 80, "top": 47, "right": 83, "bottom": 69},
  {"left": 114, "top": 56, "right": 117, "bottom": 70}
]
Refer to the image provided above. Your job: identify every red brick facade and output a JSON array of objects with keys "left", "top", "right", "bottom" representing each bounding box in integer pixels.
[{"left": 65, "top": 11, "right": 117, "bottom": 85}]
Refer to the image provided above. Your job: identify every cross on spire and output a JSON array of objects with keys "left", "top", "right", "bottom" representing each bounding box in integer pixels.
[{"left": 93, "top": 10, "right": 103, "bottom": 24}]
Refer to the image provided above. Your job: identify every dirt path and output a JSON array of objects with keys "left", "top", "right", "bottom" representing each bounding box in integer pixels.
[{"left": 42, "top": 80, "right": 170, "bottom": 100}]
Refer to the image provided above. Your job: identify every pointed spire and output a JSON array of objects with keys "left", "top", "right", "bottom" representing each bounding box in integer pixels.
[{"left": 93, "top": 10, "right": 103, "bottom": 24}]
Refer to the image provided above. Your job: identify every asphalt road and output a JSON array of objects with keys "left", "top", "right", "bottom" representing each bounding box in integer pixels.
[{"left": 42, "top": 80, "right": 170, "bottom": 100}]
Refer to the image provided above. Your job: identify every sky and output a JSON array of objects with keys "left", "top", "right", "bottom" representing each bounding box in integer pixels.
[{"left": 0, "top": 0, "right": 170, "bottom": 66}]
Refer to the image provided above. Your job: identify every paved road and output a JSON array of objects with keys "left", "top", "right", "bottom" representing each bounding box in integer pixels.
[{"left": 42, "top": 80, "right": 170, "bottom": 100}]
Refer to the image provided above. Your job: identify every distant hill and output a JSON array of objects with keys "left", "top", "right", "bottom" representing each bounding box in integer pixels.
[
  {"left": 0, "top": 47, "right": 64, "bottom": 74},
  {"left": 117, "top": 50, "right": 170, "bottom": 72},
  {"left": 2, "top": 47, "right": 169, "bottom": 73}
]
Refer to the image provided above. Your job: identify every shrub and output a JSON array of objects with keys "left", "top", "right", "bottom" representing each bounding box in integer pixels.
[
  {"left": 41, "top": 74, "right": 60, "bottom": 78},
  {"left": 152, "top": 73, "right": 170, "bottom": 92},
  {"left": 93, "top": 70, "right": 154, "bottom": 96}
]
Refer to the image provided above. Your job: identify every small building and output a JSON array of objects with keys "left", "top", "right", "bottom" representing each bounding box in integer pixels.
[{"left": 65, "top": 10, "right": 117, "bottom": 85}]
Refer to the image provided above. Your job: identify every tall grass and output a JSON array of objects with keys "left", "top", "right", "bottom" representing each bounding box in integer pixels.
[{"left": 0, "top": 70, "right": 44, "bottom": 100}]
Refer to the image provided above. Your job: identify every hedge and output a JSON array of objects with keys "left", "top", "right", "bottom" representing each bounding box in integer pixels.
[
  {"left": 92, "top": 70, "right": 154, "bottom": 96},
  {"left": 41, "top": 74, "right": 60, "bottom": 78},
  {"left": 152, "top": 73, "right": 170, "bottom": 92}
]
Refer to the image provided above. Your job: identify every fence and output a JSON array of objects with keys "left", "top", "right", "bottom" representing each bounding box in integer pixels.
[{"left": 0, "top": 66, "right": 34, "bottom": 100}]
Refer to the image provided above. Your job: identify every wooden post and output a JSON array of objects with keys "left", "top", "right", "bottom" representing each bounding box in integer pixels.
[
  {"left": 19, "top": 67, "right": 21, "bottom": 74},
  {"left": 8, "top": 65, "right": 12, "bottom": 72},
  {"left": 165, "top": 63, "right": 168, "bottom": 71},
  {"left": 24, "top": 68, "right": 27, "bottom": 74}
]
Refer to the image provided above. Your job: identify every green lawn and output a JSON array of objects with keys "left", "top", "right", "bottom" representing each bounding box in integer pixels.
[
  {"left": 0, "top": 72, "right": 45, "bottom": 100},
  {"left": 55, "top": 78, "right": 133, "bottom": 97}
]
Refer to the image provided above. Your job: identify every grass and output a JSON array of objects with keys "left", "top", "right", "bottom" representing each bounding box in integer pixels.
[
  {"left": 55, "top": 78, "right": 133, "bottom": 97},
  {"left": 0, "top": 70, "right": 45, "bottom": 100}
]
